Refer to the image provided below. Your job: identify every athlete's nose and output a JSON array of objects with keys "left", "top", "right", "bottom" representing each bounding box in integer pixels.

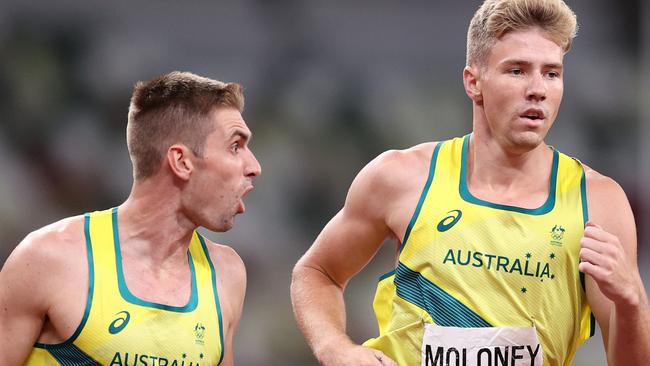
[
  {"left": 245, "top": 149, "right": 261, "bottom": 178},
  {"left": 526, "top": 73, "right": 547, "bottom": 102}
]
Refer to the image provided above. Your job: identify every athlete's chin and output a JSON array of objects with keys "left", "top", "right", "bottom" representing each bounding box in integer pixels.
[
  {"left": 204, "top": 217, "right": 236, "bottom": 233},
  {"left": 509, "top": 131, "right": 545, "bottom": 152}
]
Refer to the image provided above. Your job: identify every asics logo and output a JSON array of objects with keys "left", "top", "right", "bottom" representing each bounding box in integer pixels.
[
  {"left": 437, "top": 210, "right": 462, "bottom": 232},
  {"left": 108, "top": 311, "right": 130, "bottom": 334}
]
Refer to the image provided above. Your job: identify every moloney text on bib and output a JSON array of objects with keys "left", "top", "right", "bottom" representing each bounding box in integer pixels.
[{"left": 421, "top": 324, "right": 543, "bottom": 366}]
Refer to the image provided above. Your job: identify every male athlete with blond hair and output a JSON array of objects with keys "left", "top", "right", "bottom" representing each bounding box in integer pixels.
[
  {"left": 0, "top": 71, "right": 261, "bottom": 365},
  {"left": 291, "top": 0, "right": 650, "bottom": 365}
]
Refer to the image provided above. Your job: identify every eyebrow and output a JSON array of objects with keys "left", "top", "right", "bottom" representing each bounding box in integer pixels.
[
  {"left": 500, "top": 59, "right": 563, "bottom": 69},
  {"left": 230, "top": 128, "right": 252, "bottom": 142}
]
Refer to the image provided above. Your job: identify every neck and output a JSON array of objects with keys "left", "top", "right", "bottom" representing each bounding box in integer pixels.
[
  {"left": 467, "top": 132, "right": 553, "bottom": 193},
  {"left": 117, "top": 175, "right": 196, "bottom": 264}
]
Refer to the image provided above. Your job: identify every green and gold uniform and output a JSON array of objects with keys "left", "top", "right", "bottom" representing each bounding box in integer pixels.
[
  {"left": 26, "top": 208, "right": 225, "bottom": 366},
  {"left": 364, "top": 135, "right": 594, "bottom": 366}
]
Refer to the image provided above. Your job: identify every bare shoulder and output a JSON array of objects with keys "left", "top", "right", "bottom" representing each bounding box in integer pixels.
[
  {"left": 362, "top": 142, "right": 436, "bottom": 186},
  {"left": 377, "top": 142, "right": 437, "bottom": 167},
  {"left": 348, "top": 142, "right": 437, "bottom": 205},
  {"left": 199, "top": 237, "right": 246, "bottom": 326},
  {"left": 1, "top": 215, "right": 87, "bottom": 317},
  {"left": 4, "top": 215, "right": 86, "bottom": 275},
  {"left": 200, "top": 237, "right": 246, "bottom": 289},
  {"left": 583, "top": 164, "right": 630, "bottom": 212},
  {"left": 583, "top": 164, "right": 636, "bottom": 245},
  {"left": 584, "top": 164, "right": 624, "bottom": 193}
]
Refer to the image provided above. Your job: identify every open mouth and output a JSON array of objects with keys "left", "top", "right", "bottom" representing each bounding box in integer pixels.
[
  {"left": 242, "top": 185, "right": 254, "bottom": 198},
  {"left": 237, "top": 185, "right": 254, "bottom": 214},
  {"left": 520, "top": 108, "right": 545, "bottom": 121}
]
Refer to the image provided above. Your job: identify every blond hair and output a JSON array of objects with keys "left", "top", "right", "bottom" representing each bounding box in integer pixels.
[
  {"left": 466, "top": 0, "right": 578, "bottom": 66},
  {"left": 127, "top": 71, "right": 244, "bottom": 180}
]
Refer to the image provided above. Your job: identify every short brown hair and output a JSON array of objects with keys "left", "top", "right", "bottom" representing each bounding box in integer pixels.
[
  {"left": 466, "top": 0, "right": 578, "bottom": 66},
  {"left": 126, "top": 71, "right": 244, "bottom": 180}
]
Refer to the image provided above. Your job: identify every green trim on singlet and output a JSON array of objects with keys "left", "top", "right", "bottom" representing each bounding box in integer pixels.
[
  {"left": 579, "top": 165, "right": 588, "bottom": 293},
  {"left": 378, "top": 269, "right": 396, "bottom": 282},
  {"left": 580, "top": 168, "right": 589, "bottom": 225},
  {"left": 34, "top": 213, "right": 96, "bottom": 350},
  {"left": 401, "top": 142, "right": 443, "bottom": 253},
  {"left": 459, "top": 134, "right": 558, "bottom": 215},
  {"left": 578, "top": 269, "right": 596, "bottom": 338},
  {"left": 46, "top": 343, "right": 102, "bottom": 365},
  {"left": 197, "top": 234, "right": 226, "bottom": 366},
  {"left": 395, "top": 262, "right": 492, "bottom": 327},
  {"left": 112, "top": 207, "right": 198, "bottom": 312},
  {"left": 578, "top": 167, "right": 596, "bottom": 338}
]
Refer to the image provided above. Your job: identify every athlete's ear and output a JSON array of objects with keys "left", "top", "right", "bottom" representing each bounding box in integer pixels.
[
  {"left": 463, "top": 65, "right": 483, "bottom": 105},
  {"left": 167, "top": 144, "right": 194, "bottom": 181}
]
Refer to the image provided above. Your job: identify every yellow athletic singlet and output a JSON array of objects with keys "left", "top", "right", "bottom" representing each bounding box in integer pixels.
[
  {"left": 364, "top": 135, "right": 594, "bottom": 366},
  {"left": 25, "top": 208, "right": 224, "bottom": 366}
]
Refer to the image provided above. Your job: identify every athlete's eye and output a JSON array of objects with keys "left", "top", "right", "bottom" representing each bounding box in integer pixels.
[
  {"left": 509, "top": 68, "right": 522, "bottom": 75},
  {"left": 547, "top": 71, "right": 560, "bottom": 79}
]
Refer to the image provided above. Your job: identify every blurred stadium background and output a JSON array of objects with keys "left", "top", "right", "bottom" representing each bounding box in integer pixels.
[{"left": 0, "top": 0, "right": 647, "bottom": 364}]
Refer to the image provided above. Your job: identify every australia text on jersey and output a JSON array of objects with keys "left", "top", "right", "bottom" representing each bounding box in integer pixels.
[
  {"left": 442, "top": 249, "right": 556, "bottom": 281},
  {"left": 110, "top": 351, "right": 206, "bottom": 366}
]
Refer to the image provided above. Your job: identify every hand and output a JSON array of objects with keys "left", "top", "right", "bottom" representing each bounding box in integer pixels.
[
  {"left": 579, "top": 221, "right": 641, "bottom": 307},
  {"left": 317, "top": 342, "right": 398, "bottom": 366}
]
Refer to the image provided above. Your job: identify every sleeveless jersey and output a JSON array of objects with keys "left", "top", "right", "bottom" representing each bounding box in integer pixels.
[
  {"left": 363, "top": 135, "right": 594, "bottom": 366},
  {"left": 25, "top": 208, "right": 225, "bottom": 366}
]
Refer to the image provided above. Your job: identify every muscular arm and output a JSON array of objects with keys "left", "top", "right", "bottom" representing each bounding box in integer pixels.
[
  {"left": 291, "top": 147, "right": 431, "bottom": 366},
  {"left": 0, "top": 234, "right": 52, "bottom": 365},
  {"left": 581, "top": 169, "right": 650, "bottom": 365},
  {"left": 0, "top": 217, "right": 86, "bottom": 366},
  {"left": 291, "top": 208, "right": 391, "bottom": 365}
]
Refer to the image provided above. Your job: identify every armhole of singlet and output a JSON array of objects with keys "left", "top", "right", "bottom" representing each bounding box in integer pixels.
[
  {"left": 578, "top": 164, "right": 596, "bottom": 338},
  {"left": 34, "top": 213, "right": 96, "bottom": 349},
  {"left": 377, "top": 269, "right": 396, "bottom": 282},
  {"left": 580, "top": 166, "right": 589, "bottom": 226},
  {"left": 197, "top": 233, "right": 226, "bottom": 365},
  {"left": 399, "top": 141, "right": 443, "bottom": 254}
]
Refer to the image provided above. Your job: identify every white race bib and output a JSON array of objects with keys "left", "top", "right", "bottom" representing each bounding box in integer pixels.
[{"left": 421, "top": 323, "right": 543, "bottom": 366}]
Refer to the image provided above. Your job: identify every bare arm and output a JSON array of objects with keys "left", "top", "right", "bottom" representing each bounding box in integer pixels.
[
  {"left": 291, "top": 148, "right": 430, "bottom": 366},
  {"left": 581, "top": 169, "right": 650, "bottom": 365},
  {"left": 291, "top": 211, "right": 394, "bottom": 366},
  {"left": 207, "top": 243, "right": 247, "bottom": 366},
  {"left": 0, "top": 234, "right": 52, "bottom": 365}
]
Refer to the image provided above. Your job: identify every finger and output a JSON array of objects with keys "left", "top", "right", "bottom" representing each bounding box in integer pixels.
[
  {"left": 372, "top": 351, "right": 384, "bottom": 365},
  {"left": 381, "top": 355, "right": 399, "bottom": 366},
  {"left": 580, "top": 236, "right": 612, "bottom": 254},
  {"left": 579, "top": 260, "right": 609, "bottom": 281},
  {"left": 384, "top": 359, "right": 399, "bottom": 366},
  {"left": 579, "top": 247, "right": 608, "bottom": 267},
  {"left": 583, "top": 225, "right": 618, "bottom": 244},
  {"left": 374, "top": 351, "right": 398, "bottom": 366},
  {"left": 579, "top": 247, "right": 619, "bottom": 273},
  {"left": 581, "top": 237, "right": 626, "bottom": 265}
]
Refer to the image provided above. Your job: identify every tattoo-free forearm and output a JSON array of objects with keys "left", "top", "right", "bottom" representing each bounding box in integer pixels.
[
  {"left": 291, "top": 264, "right": 356, "bottom": 361},
  {"left": 607, "top": 282, "right": 650, "bottom": 365}
]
